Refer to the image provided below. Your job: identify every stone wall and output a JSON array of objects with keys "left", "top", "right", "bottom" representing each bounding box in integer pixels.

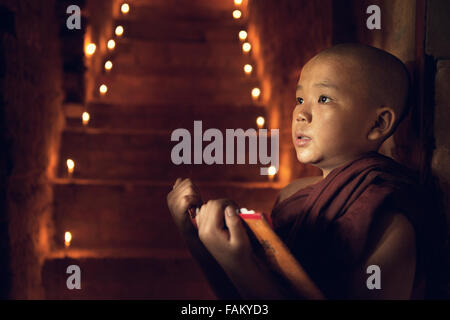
[
  {"left": 0, "top": 0, "right": 64, "bottom": 299},
  {"left": 247, "top": 0, "right": 332, "bottom": 184},
  {"left": 427, "top": 0, "right": 450, "bottom": 230}
]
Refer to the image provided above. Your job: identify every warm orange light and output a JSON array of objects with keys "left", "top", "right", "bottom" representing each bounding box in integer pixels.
[
  {"left": 82, "top": 112, "right": 90, "bottom": 126},
  {"left": 104, "top": 60, "right": 113, "bottom": 71},
  {"left": 107, "top": 39, "right": 116, "bottom": 50},
  {"left": 256, "top": 116, "right": 265, "bottom": 128},
  {"left": 232, "top": 10, "right": 242, "bottom": 19},
  {"left": 234, "top": 0, "right": 243, "bottom": 5},
  {"left": 244, "top": 64, "right": 252, "bottom": 74},
  {"left": 64, "top": 231, "right": 72, "bottom": 247},
  {"left": 99, "top": 84, "right": 108, "bottom": 95},
  {"left": 85, "top": 43, "right": 96, "bottom": 56},
  {"left": 242, "top": 42, "right": 251, "bottom": 53},
  {"left": 115, "top": 25, "right": 124, "bottom": 37},
  {"left": 251, "top": 87, "right": 261, "bottom": 99},
  {"left": 66, "top": 159, "right": 74, "bottom": 178},
  {"left": 239, "top": 30, "right": 247, "bottom": 41},
  {"left": 268, "top": 166, "right": 277, "bottom": 181},
  {"left": 121, "top": 3, "right": 130, "bottom": 14}
]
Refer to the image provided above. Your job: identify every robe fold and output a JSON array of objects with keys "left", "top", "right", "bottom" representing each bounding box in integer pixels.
[{"left": 271, "top": 151, "right": 429, "bottom": 299}]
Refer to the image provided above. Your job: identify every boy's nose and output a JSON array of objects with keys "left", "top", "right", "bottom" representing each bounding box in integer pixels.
[{"left": 295, "top": 109, "right": 311, "bottom": 123}]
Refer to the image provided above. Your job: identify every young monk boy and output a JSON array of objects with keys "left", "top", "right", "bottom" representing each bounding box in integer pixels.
[{"left": 166, "top": 43, "right": 441, "bottom": 299}]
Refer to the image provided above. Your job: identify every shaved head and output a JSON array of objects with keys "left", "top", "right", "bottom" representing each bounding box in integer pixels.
[{"left": 314, "top": 43, "right": 411, "bottom": 133}]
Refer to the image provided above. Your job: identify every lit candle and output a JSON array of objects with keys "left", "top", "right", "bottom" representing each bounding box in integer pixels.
[
  {"left": 244, "top": 64, "right": 252, "bottom": 74},
  {"left": 234, "top": 0, "right": 243, "bottom": 5},
  {"left": 239, "top": 30, "right": 247, "bottom": 41},
  {"left": 232, "top": 10, "right": 242, "bottom": 19},
  {"left": 65, "top": 231, "right": 72, "bottom": 248},
  {"left": 82, "top": 112, "right": 90, "bottom": 126},
  {"left": 66, "top": 159, "right": 74, "bottom": 178},
  {"left": 99, "top": 84, "right": 108, "bottom": 95},
  {"left": 104, "top": 60, "right": 113, "bottom": 71},
  {"left": 85, "top": 43, "right": 96, "bottom": 56},
  {"left": 242, "top": 42, "right": 251, "bottom": 53},
  {"left": 256, "top": 116, "right": 265, "bottom": 128},
  {"left": 121, "top": 3, "right": 130, "bottom": 14},
  {"left": 115, "top": 25, "right": 124, "bottom": 37},
  {"left": 251, "top": 87, "right": 261, "bottom": 100},
  {"left": 268, "top": 166, "right": 277, "bottom": 181},
  {"left": 107, "top": 39, "right": 116, "bottom": 50}
]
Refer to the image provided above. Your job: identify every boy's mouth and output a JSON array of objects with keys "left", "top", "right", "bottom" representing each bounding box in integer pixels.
[{"left": 294, "top": 132, "right": 312, "bottom": 147}]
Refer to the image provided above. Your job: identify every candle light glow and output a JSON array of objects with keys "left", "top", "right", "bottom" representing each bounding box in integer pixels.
[
  {"left": 82, "top": 112, "right": 90, "bottom": 126},
  {"left": 65, "top": 231, "right": 72, "bottom": 247},
  {"left": 85, "top": 43, "right": 96, "bottom": 56},
  {"left": 232, "top": 10, "right": 242, "bottom": 19},
  {"left": 66, "top": 159, "right": 75, "bottom": 178},
  {"left": 107, "top": 39, "right": 116, "bottom": 50},
  {"left": 239, "top": 30, "right": 247, "bottom": 41},
  {"left": 251, "top": 87, "right": 261, "bottom": 99},
  {"left": 115, "top": 25, "right": 124, "bottom": 37},
  {"left": 99, "top": 84, "right": 108, "bottom": 95},
  {"left": 256, "top": 116, "right": 265, "bottom": 128},
  {"left": 244, "top": 64, "right": 252, "bottom": 74},
  {"left": 104, "top": 60, "right": 113, "bottom": 71},
  {"left": 268, "top": 166, "right": 277, "bottom": 181},
  {"left": 242, "top": 42, "right": 251, "bottom": 53},
  {"left": 121, "top": 3, "right": 130, "bottom": 14}
]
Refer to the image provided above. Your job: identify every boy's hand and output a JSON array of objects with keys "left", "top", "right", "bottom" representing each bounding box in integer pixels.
[
  {"left": 196, "top": 199, "right": 253, "bottom": 270},
  {"left": 167, "top": 178, "right": 202, "bottom": 231}
]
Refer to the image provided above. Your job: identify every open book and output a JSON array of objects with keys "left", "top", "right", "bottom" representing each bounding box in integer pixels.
[{"left": 188, "top": 206, "right": 324, "bottom": 299}]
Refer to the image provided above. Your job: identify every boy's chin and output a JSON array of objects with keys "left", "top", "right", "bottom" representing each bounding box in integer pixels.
[{"left": 295, "top": 149, "right": 317, "bottom": 164}]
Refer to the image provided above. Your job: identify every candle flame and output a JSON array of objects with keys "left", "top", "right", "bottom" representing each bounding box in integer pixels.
[
  {"left": 65, "top": 231, "right": 72, "bottom": 247},
  {"left": 242, "top": 42, "right": 251, "bottom": 53},
  {"left": 232, "top": 10, "right": 242, "bottom": 19},
  {"left": 239, "top": 30, "right": 247, "bottom": 41},
  {"left": 107, "top": 39, "right": 116, "bottom": 50},
  {"left": 268, "top": 166, "right": 277, "bottom": 176},
  {"left": 121, "top": 3, "right": 130, "bottom": 14},
  {"left": 115, "top": 25, "right": 124, "bottom": 37},
  {"left": 99, "top": 84, "right": 108, "bottom": 94},
  {"left": 104, "top": 60, "right": 113, "bottom": 71},
  {"left": 256, "top": 116, "right": 265, "bottom": 128},
  {"left": 82, "top": 112, "right": 90, "bottom": 125},
  {"left": 66, "top": 159, "right": 75, "bottom": 172},
  {"left": 251, "top": 87, "right": 261, "bottom": 99},
  {"left": 85, "top": 43, "right": 96, "bottom": 56}
]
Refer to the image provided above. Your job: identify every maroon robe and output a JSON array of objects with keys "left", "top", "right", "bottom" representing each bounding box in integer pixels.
[{"left": 271, "top": 151, "right": 431, "bottom": 299}]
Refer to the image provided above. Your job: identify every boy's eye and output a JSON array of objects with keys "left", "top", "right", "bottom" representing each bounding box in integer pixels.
[
  {"left": 318, "top": 95, "right": 331, "bottom": 103},
  {"left": 296, "top": 97, "right": 304, "bottom": 105}
]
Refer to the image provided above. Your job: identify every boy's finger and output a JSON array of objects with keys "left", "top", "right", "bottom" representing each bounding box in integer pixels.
[
  {"left": 224, "top": 205, "right": 247, "bottom": 245},
  {"left": 173, "top": 178, "right": 182, "bottom": 190}
]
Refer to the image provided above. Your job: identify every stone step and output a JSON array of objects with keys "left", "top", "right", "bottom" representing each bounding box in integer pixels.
[
  {"left": 115, "top": 19, "right": 246, "bottom": 42},
  {"left": 58, "top": 128, "right": 276, "bottom": 181},
  {"left": 118, "top": 3, "right": 240, "bottom": 23},
  {"left": 51, "top": 180, "right": 280, "bottom": 250},
  {"left": 127, "top": 0, "right": 239, "bottom": 11},
  {"left": 42, "top": 249, "right": 215, "bottom": 299},
  {"left": 110, "top": 39, "right": 253, "bottom": 73},
  {"left": 92, "top": 73, "right": 259, "bottom": 106},
  {"left": 65, "top": 102, "right": 266, "bottom": 131},
  {"left": 95, "top": 73, "right": 259, "bottom": 97}
]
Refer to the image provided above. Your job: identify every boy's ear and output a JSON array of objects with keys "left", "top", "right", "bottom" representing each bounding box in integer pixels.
[{"left": 367, "top": 107, "right": 396, "bottom": 141}]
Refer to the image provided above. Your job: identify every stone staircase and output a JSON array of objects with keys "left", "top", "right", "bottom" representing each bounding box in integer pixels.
[{"left": 42, "top": 0, "right": 281, "bottom": 299}]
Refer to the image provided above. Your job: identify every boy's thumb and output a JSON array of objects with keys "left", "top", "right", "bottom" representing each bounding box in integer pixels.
[{"left": 224, "top": 205, "right": 246, "bottom": 243}]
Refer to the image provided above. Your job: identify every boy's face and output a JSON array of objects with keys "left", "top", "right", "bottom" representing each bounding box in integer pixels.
[{"left": 292, "top": 54, "right": 376, "bottom": 175}]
